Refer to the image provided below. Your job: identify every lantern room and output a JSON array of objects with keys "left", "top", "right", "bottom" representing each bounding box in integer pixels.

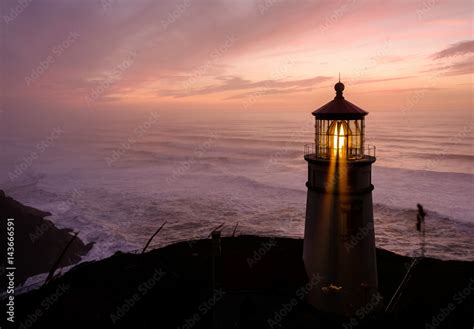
[{"left": 311, "top": 81, "right": 368, "bottom": 160}]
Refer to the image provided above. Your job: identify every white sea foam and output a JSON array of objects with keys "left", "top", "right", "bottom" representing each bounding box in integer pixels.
[{"left": 0, "top": 109, "right": 472, "bottom": 262}]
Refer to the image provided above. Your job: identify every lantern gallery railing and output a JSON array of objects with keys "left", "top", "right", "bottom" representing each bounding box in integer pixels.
[{"left": 304, "top": 143, "right": 376, "bottom": 159}]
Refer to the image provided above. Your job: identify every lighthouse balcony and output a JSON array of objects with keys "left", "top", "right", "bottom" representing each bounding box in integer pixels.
[{"left": 304, "top": 143, "right": 376, "bottom": 161}]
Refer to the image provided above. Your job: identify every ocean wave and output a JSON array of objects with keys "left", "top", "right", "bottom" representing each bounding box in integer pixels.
[
  {"left": 373, "top": 203, "right": 474, "bottom": 260},
  {"left": 405, "top": 152, "right": 474, "bottom": 162}
]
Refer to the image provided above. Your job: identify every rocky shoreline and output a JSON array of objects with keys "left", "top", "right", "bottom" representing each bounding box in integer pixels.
[
  {"left": 6, "top": 235, "right": 474, "bottom": 329},
  {"left": 0, "top": 190, "right": 93, "bottom": 288}
]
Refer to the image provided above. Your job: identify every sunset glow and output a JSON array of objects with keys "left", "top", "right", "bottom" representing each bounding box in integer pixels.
[
  {"left": 1, "top": 0, "right": 472, "bottom": 114},
  {"left": 1, "top": 1, "right": 473, "bottom": 327}
]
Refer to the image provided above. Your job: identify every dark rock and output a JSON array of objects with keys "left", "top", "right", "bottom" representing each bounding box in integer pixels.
[
  {"left": 0, "top": 190, "right": 93, "bottom": 287},
  {"left": 9, "top": 236, "right": 474, "bottom": 329}
]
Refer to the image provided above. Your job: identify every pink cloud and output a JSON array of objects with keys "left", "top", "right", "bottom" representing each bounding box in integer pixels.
[
  {"left": 432, "top": 40, "right": 474, "bottom": 59},
  {"left": 1, "top": 0, "right": 472, "bottom": 111},
  {"left": 161, "top": 75, "right": 331, "bottom": 98}
]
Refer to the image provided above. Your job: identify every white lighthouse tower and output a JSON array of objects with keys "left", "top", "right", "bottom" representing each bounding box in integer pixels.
[{"left": 303, "top": 81, "right": 378, "bottom": 314}]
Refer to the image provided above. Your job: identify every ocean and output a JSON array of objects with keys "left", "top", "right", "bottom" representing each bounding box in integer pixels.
[{"left": 1, "top": 108, "right": 473, "bottom": 262}]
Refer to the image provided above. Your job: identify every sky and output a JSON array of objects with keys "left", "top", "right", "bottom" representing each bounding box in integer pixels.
[{"left": 1, "top": 0, "right": 473, "bottom": 115}]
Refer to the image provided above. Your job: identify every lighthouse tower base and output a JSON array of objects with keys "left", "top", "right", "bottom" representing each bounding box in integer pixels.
[{"left": 303, "top": 155, "right": 379, "bottom": 315}]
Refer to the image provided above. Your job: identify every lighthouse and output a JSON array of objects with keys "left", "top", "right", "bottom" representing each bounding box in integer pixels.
[{"left": 303, "top": 81, "right": 378, "bottom": 314}]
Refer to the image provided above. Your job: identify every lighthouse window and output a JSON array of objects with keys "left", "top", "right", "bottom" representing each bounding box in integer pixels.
[
  {"left": 347, "top": 119, "right": 364, "bottom": 159},
  {"left": 315, "top": 119, "right": 330, "bottom": 158}
]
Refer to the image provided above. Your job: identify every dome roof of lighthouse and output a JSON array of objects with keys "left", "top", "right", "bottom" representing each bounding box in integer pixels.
[{"left": 312, "top": 82, "right": 368, "bottom": 119}]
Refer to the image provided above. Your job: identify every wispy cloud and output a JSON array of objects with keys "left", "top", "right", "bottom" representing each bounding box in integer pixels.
[
  {"left": 432, "top": 40, "right": 474, "bottom": 59},
  {"left": 418, "top": 41, "right": 474, "bottom": 77},
  {"left": 226, "top": 87, "right": 315, "bottom": 100},
  {"left": 438, "top": 57, "right": 473, "bottom": 76},
  {"left": 361, "top": 87, "right": 444, "bottom": 94},
  {"left": 353, "top": 76, "right": 413, "bottom": 85},
  {"left": 161, "top": 75, "right": 331, "bottom": 98},
  {"left": 1, "top": 0, "right": 472, "bottom": 111}
]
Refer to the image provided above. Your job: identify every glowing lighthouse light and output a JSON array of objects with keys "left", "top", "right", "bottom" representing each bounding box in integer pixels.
[{"left": 332, "top": 121, "right": 346, "bottom": 157}]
